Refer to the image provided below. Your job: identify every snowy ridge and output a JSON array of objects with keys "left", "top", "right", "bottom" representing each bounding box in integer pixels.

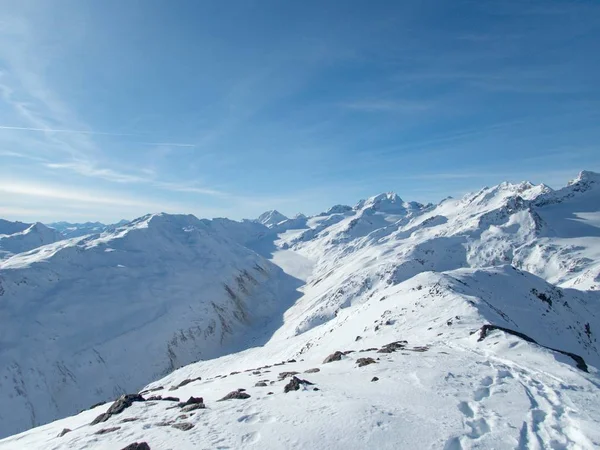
[
  {"left": 46, "top": 221, "right": 129, "bottom": 239},
  {"left": 1, "top": 171, "right": 600, "bottom": 449},
  {"left": 0, "top": 221, "right": 64, "bottom": 260}
]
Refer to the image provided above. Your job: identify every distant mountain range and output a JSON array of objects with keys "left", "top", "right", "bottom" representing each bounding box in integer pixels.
[{"left": 0, "top": 171, "right": 599, "bottom": 449}]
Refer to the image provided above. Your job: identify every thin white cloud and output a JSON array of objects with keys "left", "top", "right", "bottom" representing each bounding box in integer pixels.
[
  {"left": 0, "top": 124, "right": 137, "bottom": 137},
  {"left": 45, "top": 161, "right": 151, "bottom": 184},
  {"left": 340, "top": 99, "right": 432, "bottom": 113},
  {"left": 0, "top": 181, "right": 160, "bottom": 208},
  {"left": 137, "top": 142, "right": 197, "bottom": 148}
]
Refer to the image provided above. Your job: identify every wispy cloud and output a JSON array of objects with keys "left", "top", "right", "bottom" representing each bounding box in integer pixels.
[
  {"left": 44, "top": 161, "right": 151, "bottom": 184},
  {"left": 0, "top": 180, "right": 160, "bottom": 208},
  {"left": 137, "top": 142, "right": 197, "bottom": 148},
  {"left": 340, "top": 99, "right": 433, "bottom": 113}
]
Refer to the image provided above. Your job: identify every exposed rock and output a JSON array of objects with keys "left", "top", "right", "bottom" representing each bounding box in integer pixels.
[
  {"left": 120, "top": 443, "right": 151, "bottom": 450},
  {"left": 57, "top": 428, "right": 71, "bottom": 437},
  {"left": 181, "top": 403, "right": 205, "bottom": 412},
  {"left": 360, "top": 347, "right": 378, "bottom": 352},
  {"left": 177, "top": 396, "right": 204, "bottom": 407},
  {"left": 255, "top": 381, "right": 268, "bottom": 387},
  {"left": 178, "top": 414, "right": 188, "bottom": 420},
  {"left": 478, "top": 324, "right": 588, "bottom": 372},
  {"left": 377, "top": 341, "right": 408, "bottom": 353},
  {"left": 95, "top": 427, "right": 121, "bottom": 435},
  {"left": 278, "top": 371, "right": 300, "bottom": 380},
  {"left": 155, "top": 421, "right": 174, "bottom": 427},
  {"left": 172, "top": 422, "right": 194, "bottom": 431},
  {"left": 146, "top": 395, "right": 180, "bottom": 402},
  {"left": 355, "top": 335, "right": 362, "bottom": 341},
  {"left": 252, "top": 371, "right": 261, "bottom": 375},
  {"left": 90, "top": 394, "right": 145, "bottom": 425},
  {"left": 356, "top": 357, "right": 376, "bottom": 367},
  {"left": 267, "top": 392, "right": 274, "bottom": 395},
  {"left": 287, "top": 359, "right": 297, "bottom": 363},
  {"left": 284, "top": 376, "right": 314, "bottom": 393},
  {"left": 323, "top": 351, "right": 344, "bottom": 363},
  {"left": 120, "top": 417, "right": 139, "bottom": 423},
  {"left": 371, "top": 377, "right": 379, "bottom": 382},
  {"left": 230, "top": 371, "right": 240, "bottom": 375},
  {"left": 304, "top": 368, "right": 320, "bottom": 373},
  {"left": 169, "top": 377, "right": 201, "bottom": 391},
  {"left": 313, "top": 387, "right": 320, "bottom": 391},
  {"left": 218, "top": 389, "right": 251, "bottom": 401}
]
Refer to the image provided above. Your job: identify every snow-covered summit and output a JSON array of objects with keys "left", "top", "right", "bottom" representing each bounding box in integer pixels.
[
  {"left": 256, "top": 210, "right": 289, "bottom": 227},
  {"left": 0, "top": 221, "right": 64, "bottom": 260},
  {"left": 355, "top": 191, "right": 425, "bottom": 214}
]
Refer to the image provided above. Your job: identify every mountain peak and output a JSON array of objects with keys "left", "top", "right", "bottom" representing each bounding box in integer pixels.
[
  {"left": 256, "top": 210, "right": 288, "bottom": 227},
  {"left": 568, "top": 170, "right": 600, "bottom": 186}
]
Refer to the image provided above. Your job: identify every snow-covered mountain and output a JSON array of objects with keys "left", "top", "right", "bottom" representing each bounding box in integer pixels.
[
  {"left": 255, "top": 210, "right": 289, "bottom": 227},
  {"left": 47, "top": 220, "right": 129, "bottom": 238},
  {"left": 1, "top": 171, "right": 600, "bottom": 449},
  {"left": 0, "top": 214, "right": 300, "bottom": 438},
  {"left": 0, "top": 221, "right": 64, "bottom": 260}
]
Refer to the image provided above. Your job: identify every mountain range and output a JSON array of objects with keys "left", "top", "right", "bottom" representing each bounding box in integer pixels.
[{"left": 0, "top": 171, "right": 599, "bottom": 449}]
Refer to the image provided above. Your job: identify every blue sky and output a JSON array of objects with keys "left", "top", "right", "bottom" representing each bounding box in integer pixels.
[{"left": 1, "top": 0, "right": 599, "bottom": 222}]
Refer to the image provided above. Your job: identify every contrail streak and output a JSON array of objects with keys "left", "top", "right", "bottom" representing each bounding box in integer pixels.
[{"left": 0, "top": 124, "right": 138, "bottom": 136}]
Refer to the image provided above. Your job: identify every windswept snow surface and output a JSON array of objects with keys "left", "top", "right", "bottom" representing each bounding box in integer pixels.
[{"left": 1, "top": 171, "right": 600, "bottom": 449}]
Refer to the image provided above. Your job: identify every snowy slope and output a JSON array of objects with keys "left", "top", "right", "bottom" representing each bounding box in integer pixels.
[
  {"left": 2, "top": 267, "right": 598, "bottom": 450},
  {"left": 0, "top": 214, "right": 300, "bottom": 438},
  {"left": 0, "top": 222, "right": 64, "bottom": 260},
  {"left": 1, "top": 171, "right": 600, "bottom": 449}
]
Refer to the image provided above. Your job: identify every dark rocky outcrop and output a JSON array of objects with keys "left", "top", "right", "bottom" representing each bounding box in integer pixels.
[
  {"left": 146, "top": 395, "right": 180, "bottom": 402},
  {"left": 95, "top": 426, "right": 121, "bottom": 435},
  {"left": 218, "top": 389, "right": 251, "bottom": 401},
  {"left": 172, "top": 422, "right": 194, "bottom": 431},
  {"left": 371, "top": 377, "right": 379, "bottom": 382},
  {"left": 377, "top": 341, "right": 408, "bottom": 353},
  {"left": 278, "top": 371, "right": 300, "bottom": 380},
  {"left": 177, "top": 396, "right": 204, "bottom": 407},
  {"left": 284, "top": 376, "right": 314, "bottom": 393},
  {"left": 255, "top": 381, "right": 268, "bottom": 387},
  {"left": 323, "top": 351, "right": 344, "bottom": 363},
  {"left": 356, "top": 357, "right": 376, "bottom": 367},
  {"left": 57, "top": 428, "right": 71, "bottom": 437},
  {"left": 90, "top": 394, "right": 145, "bottom": 425},
  {"left": 120, "top": 417, "right": 139, "bottom": 423},
  {"left": 304, "top": 368, "right": 320, "bottom": 373},
  {"left": 121, "top": 443, "right": 151, "bottom": 450},
  {"left": 478, "top": 324, "right": 588, "bottom": 372},
  {"left": 181, "top": 403, "right": 205, "bottom": 413}
]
